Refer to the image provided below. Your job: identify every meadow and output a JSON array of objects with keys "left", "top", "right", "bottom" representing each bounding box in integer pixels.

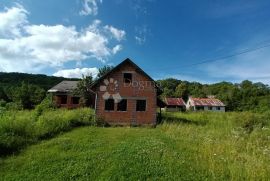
[{"left": 0, "top": 109, "right": 269, "bottom": 180}]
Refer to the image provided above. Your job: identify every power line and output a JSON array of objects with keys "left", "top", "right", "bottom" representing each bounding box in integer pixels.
[{"left": 145, "top": 41, "right": 270, "bottom": 72}]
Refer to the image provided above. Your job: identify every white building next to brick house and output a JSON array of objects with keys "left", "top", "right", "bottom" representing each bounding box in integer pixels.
[{"left": 186, "top": 97, "right": 226, "bottom": 112}]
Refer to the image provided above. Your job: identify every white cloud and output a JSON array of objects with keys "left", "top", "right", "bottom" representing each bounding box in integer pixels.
[
  {"left": 135, "top": 36, "right": 145, "bottom": 45},
  {"left": 135, "top": 25, "right": 149, "bottom": 45},
  {"left": 0, "top": 5, "right": 125, "bottom": 73},
  {"left": 79, "top": 0, "right": 102, "bottom": 16},
  {"left": 53, "top": 67, "right": 98, "bottom": 78},
  {"left": 104, "top": 25, "right": 126, "bottom": 41},
  {"left": 0, "top": 4, "right": 28, "bottom": 38},
  {"left": 112, "top": 44, "right": 122, "bottom": 54}
]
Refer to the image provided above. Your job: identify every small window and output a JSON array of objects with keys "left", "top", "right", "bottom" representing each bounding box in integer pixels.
[
  {"left": 60, "top": 95, "right": 67, "bottom": 104},
  {"left": 217, "top": 107, "right": 221, "bottom": 110},
  {"left": 117, "top": 99, "right": 127, "bottom": 111},
  {"left": 72, "top": 97, "right": 80, "bottom": 104},
  {"left": 208, "top": 106, "right": 212, "bottom": 110},
  {"left": 124, "top": 73, "right": 132, "bottom": 83},
  {"left": 105, "top": 99, "right": 114, "bottom": 111},
  {"left": 136, "top": 100, "right": 146, "bottom": 111}
]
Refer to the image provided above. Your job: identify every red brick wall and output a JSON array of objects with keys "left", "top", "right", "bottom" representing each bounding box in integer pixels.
[{"left": 93, "top": 63, "right": 157, "bottom": 125}]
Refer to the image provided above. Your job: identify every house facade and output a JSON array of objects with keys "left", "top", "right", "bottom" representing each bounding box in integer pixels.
[
  {"left": 90, "top": 58, "right": 162, "bottom": 126},
  {"left": 48, "top": 81, "right": 81, "bottom": 109},
  {"left": 163, "top": 98, "right": 186, "bottom": 112},
  {"left": 186, "top": 97, "right": 225, "bottom": 112}
]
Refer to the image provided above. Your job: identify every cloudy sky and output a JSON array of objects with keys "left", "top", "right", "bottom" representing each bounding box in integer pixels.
[{"left": 0, "top": 0, "right": 270, "bottom": 84}]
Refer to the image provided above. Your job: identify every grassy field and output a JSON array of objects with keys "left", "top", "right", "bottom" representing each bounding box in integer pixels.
[{"left": 0, "top": 111, "right": 269, "bottom": 180}]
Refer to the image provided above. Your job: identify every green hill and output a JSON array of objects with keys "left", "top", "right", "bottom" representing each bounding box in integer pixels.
[{"left": 0, "top": 72, "right": 79, "bottom": 90}]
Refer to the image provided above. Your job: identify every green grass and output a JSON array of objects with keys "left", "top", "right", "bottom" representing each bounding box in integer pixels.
[
  {"left": 0, "top": 108, "right": 95, "bottom": 155},
  {"left": 0, "top": 111, "right": 269, "bottom": 180}
]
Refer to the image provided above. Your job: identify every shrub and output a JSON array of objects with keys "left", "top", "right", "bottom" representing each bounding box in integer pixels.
[
  {"left": 0, "top": 111, "right": 36, "bottom": 155},
  {"left": 5, "top": 102, "right": 23, "bottom": 111},
  {"left": 237, "top": 112, "right": 269, "bottom": 133},
  {"left": 35, "top": 108, "right": 95, "bottom": 138},
  {"left": 0, "top": 99, "right": 6, "bottom": 107},
  {"left": 34, "top": 95, "right": 56, "bottom": 118},
  {"left": 0, "top": 108, "right": 95, "bottom": 156}
]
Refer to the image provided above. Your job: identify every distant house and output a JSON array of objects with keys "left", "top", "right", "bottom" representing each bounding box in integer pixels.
[
  {"left": 90, "top": 58, "right": 163, "bottom": 126},
  {"left": 186, "top": 97, "right": 225, "bottom": 112},
  {"left": 48, "top": 81, "right": 81, "bottom": 109},
  {"left": 163, "top": 98, "right": 186, "bottom": 112}
]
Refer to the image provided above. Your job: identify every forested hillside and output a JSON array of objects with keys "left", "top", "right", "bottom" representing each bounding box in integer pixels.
[
  {"left": 0, "top": 72, "right": 78, "bottom": 109},
  {"left": 157, "top": 78, "right": 270, "bottom": 112},
  {"left": 0, "top": 72, "right": 78, "bottom": 90}
]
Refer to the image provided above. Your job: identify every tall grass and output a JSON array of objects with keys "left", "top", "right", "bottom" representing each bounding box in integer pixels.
[
  {"left": 160, "top": 111, "right": 270, "bottom": 180},
  {"left": 0, "top": 108, "right": 95, "bottom": 155}
]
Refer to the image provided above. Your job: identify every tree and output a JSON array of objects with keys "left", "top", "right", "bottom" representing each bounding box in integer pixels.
[
  {"left": 74, "top": 74, "right": 94, "bottom": 107},
  {"left": 174, "top": 83, "right": 189, "bottom": 101},
  {"left": 10, "top": 82, "right": 46, "bottom": 109},
  {"left": 97, "top": 65, "right": 114, "bottom": 78},
  {"left": 0, "top": 87, "right": 9, "bottom": 102},
  {"left": 161, "top": 87, "right": 174, "bottom": 99}
]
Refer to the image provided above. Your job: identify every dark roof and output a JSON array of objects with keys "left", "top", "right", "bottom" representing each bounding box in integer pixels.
[
  {"left": 191, "top": 98, "right": 225, "bottom": 107},
  {"left": 164, "top": 98, "right": 186, "bottom": 106},
  {"left": 91, "top": 58, "right": 162, "bottom": 94},
  {"left": 48, "top": 81, "right": 79, "bottom": 93}
]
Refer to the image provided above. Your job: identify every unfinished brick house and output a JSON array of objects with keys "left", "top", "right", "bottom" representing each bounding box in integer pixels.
[
  {"left": 48, "top": 81, "right": 81, "bottom": 109},
  {"left": 90, "top": 58, "right": 162, "bottom": 126}
]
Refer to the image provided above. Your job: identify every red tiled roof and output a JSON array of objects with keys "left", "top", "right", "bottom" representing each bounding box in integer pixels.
[
  {"left": 165, "top": 98, "right": 185, "bottom": 106},
  {"left": 191, "top": 98, "right": 225, "bottom": 107}
]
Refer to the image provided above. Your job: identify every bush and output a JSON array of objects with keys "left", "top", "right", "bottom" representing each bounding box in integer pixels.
[
  {"left": 0, "top": 99, "right": 6, "bottom": 107},
  {"left": 34, "top": 95, "right": 56, "bottom": 117},
  {"left": 35, "top": 108, "right": 95, "bottom": 139},
  {"left": 0, "top": 108, "right": 95, "bottom": 156},
  {"left": 237, "top": 112, "right": 269, "bottom": 133},
  {"left": 0, "top": 111, "right": 36, "bottom": 155},
  {"left": 5, "top": 102, "right": 23, "bottom": 111}
]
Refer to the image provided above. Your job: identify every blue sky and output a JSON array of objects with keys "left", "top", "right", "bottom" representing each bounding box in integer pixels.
[{"left": 0, "top": 0, "right": 270, "bottom": 84}]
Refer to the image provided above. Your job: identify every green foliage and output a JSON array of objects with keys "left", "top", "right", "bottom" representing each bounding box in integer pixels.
[
  {"left": 9, "top": 82, "right": 46, "bottom": 109},
  {"left": 34, "top": 95, "right": 56, "bottom": 118},
  {"left": 73, "top": 75, "right": 94, "bottom": 106},
  {"left": 0, "top": 88, "right": 9, "bottom": 102},
  {"left": 36, "top": 108, "right": 95, "bottom": 139},
  {"left": 0, "top": 111, "right": 269, "bottom": 180},
  {"left": 0, "top": 108, "right": 95, "bottom": 155},
  {"left": 97, "top": 65, "right": 114, "bottom": 78},
  {"left": 174, "top": 82, "right": 189, "bottom": 101},
  {"left": 0, "top": 99, "right": 6, "bottom": 107},
  {"left": 5, "top": 102, "right": 23, "bottom": 111},
  {"left": 0, "top": 111, "right": 36, "bottom": 154}
]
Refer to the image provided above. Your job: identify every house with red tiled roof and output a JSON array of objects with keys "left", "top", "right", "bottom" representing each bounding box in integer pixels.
[
  {"left": 186, "top": 97, "right": 225, "bottom": 112},
  {"left": 163, "top": 98, "right": 186, "bottom": 112}
]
